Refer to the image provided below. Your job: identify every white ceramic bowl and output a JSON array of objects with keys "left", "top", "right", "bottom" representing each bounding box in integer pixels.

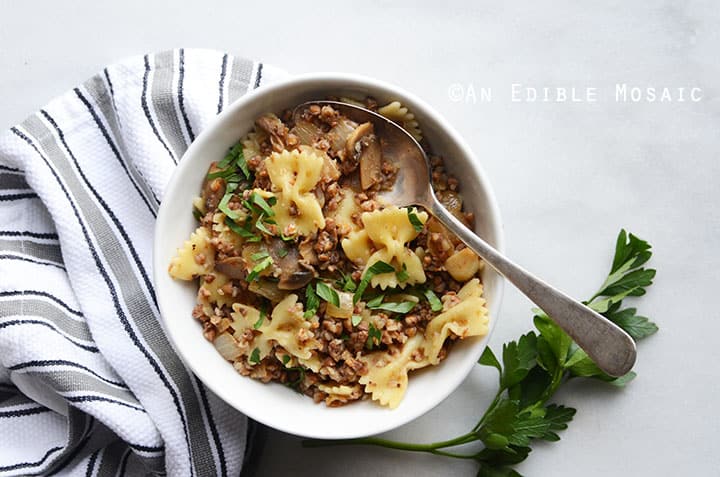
[{"left": 154, "top": 73, "right": 504, "bottom": 439}]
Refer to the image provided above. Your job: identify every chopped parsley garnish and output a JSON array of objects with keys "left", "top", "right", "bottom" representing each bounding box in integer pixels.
[
  {"left": 244, "top": 191, "right": 276, "bottom": 217},
  {"left": 316, "top": 281, "right": 340, "bottom": 307},
  {"left": 366, "top": 323, "right": 382, "bottom": 350},
  {"left": 282, "top": 355, "right": 291, "bottom": 366},
  {"left": 253, "top": 305, "right": 267, "bottom": 329},
  {"left": 250, "top": 250, "right": 269, "bottom": 261},
  {"left": 396, "top": 263, "right": 409, "bottom": 282},
  {"left": 277, "top": 247, "right": 289, "bottom": 258},
  {"left": 354, "top": 261, "right": 396, "bottom": 303},
  {"left": 249, "top": 347, "right": 261, "bottom": 364},
  {"left": 337, "top": 272, "right": 357, "bottom": 292},
  {"left": 192, "top": 206, "right": 204, "bottom": 222},
  {"left": 304, "top": 285, "right": 319, "bottom": 318},
  {"left": 218, "top": 183, "right": 243, "bottom": 220},
  {"left": 407, "top": 208, "right": 425, "bottom": 232},
  {"left": 423, "top": 288, "right": 444, "bottom": 312},
  {"left": 365, "top": 295, "right": 384, "bottom": 308},
  {"left": 215, "top": 143, "right": 250, "bottom": 180},
  {"left": 247, "top": 256, "right": 273, "bottom": 282},
  {"left": 225, "top": 217, "right": 261, "bottom": 242},
  {"left": 351, "top": 314, "right": 363, "bottom": 327},
  {"left": 368, "top": 300, "right": 416, "bottom": 314},
  {"left": 254, "top": 218, "right": 274, "bottom": 236}
]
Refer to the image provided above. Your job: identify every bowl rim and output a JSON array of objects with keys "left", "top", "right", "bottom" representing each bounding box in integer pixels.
[{"left": 153, "top": 72, "right": 505, "bottom": 438}]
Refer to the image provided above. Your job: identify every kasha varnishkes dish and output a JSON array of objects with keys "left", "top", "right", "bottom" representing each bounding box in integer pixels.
[{"left": 168, "top": 98, "right": 489, "bottom": 408}]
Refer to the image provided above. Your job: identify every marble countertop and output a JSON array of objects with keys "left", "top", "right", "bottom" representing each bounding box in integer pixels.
[{"left": 2, "top": 1, "right": 717, "bottom": 475}]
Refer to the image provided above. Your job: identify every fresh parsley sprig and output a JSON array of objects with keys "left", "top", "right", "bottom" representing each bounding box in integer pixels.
[{"left": 304, "top": 229, "right": 658, "bottom": 477}]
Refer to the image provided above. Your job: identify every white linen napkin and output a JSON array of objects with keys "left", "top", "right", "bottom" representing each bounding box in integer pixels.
[{"left": 0, "top": 48, "right": 285, "bottom": 476}]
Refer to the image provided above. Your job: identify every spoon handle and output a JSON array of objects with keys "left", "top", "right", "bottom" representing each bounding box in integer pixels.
[{"left": 428, "top": 199, "right": 637, "bottom": 377}]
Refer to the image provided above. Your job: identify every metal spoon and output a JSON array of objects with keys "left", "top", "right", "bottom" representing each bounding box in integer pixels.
[{"left": 294, "top": 100, "right": 637, "bottom": 377}]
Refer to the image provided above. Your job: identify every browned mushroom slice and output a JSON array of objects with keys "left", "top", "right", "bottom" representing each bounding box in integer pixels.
[
  {"left": 344, "top": 122, "right": 373, "bottom": 160},
  {"left": 267, "top": 239, "right": 316, "bottom": 290},
  {"left": 255, "top": 114, "right": 288, "bottom": 152},
  {"left": 201, "top": 162, "right": 226, "bottom": 212},
  {"left": 344, "top": 122, "right": 383, "bottom": 190},
  {"left": 248, "top": 279, "right": 286, "bottom": 303},
  {"left": 214, "top": 257, "right": 246, "bottom": 280},
  {"left": 298, "top": 237, "right": 319, "bottom": 266},
  {"left": 327, "top": 117, "right": 358, "bottom": 155},
  {"left": 358, "top": 135, "right": 383, "bottom": 190}
]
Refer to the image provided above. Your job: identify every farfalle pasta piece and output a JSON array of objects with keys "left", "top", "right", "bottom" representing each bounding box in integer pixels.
[
  {"left": 329, "top": 189, "right": 360, "bottom": 236},
  {"left": 358, "top": 335, "right": 429, "bottom": 409},
  {"left": 211, "top": 212, "right": 244, "bottom": 250},
  {"left": 230, "top": 303, "right": 274, "bottom": 360},
  {"left": 377, "top": 101, "right": 423, "bottom": 142},
  {"left": 317, "top": 383, "right": 363, "bottom": 406},
  {"left": 423, "top": 278, "right": 489, "bottom": 365},
  {"left": 168, "top": 226, "right": 215, "bottom": 280},
  {"left": 265, "top": 148, "right": 325, "bottom": 236},
  {"left": 261, "top": 294, "right": 321, "bottom": 360},
  {"left": 341, "top": 229, "right": 373, "bottom": 265},
  {"left": 198, "top": 272, "right": 233, "bottom": 316},
  {"left": 345, "top": 206, "right": 428, "bottom": 289}
]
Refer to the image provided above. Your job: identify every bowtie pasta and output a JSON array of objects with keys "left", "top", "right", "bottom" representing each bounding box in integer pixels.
[{"left": 169, "top": 99, "right": 489, "bottom": 408}]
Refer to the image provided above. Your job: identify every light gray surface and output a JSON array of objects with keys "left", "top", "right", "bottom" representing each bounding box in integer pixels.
[{"left": 1, "top": 1, "right": 718, "bottom": 476}]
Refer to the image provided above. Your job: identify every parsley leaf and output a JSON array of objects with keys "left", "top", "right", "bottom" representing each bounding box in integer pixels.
[
  {"left": 407, "top": 207, "right": 425, "bottom": 232},
  {"left": 304, "top": 285, "right": 319, "bottom": 319},
  {"left": 217, "top": 183, "right": 243, "bottom": 221},
  {"left": 422, "top": 288, "right": 443, "bottom": 312},
  {"left": 253, "top": 305, "right": 266, "bottom": 330},
  {"left": 367, "top": 298, "right": 416, "bottom": 315},
  {"left": 351, "top": 314, "right": 362, "bottom": 327},
  {"left": 225, "top": 217, "right": 261, "bottom": 242},
  {"left": 396, "top": 263, "right": 409, "bottom": 282},
  {"left": 316, "top": 282, "right": 340, "bottom": 307},
  {"left": 249, "top": 347, "right": 261, "bottom": 364},
  {"left": 248, "top": 192, "right": 276, "bottom": 217},
  {"left": 247, "top": 256, "right": 273, "bottom": 282},
  {"left": 354, "top": 261, "right": 396, "bottom": 303},
  {"left": 336, "top": 272, "right": 357, "bottom": 292},
  {"left": 366, "top": 323, "right": 382, "bottom": 350},
  {"left": 250, "top": 250, "right": 269, "bottom": 261},
  {"left": 500, "top": 332, "right": 537, "bottom": 390},
  {"left": 605, "top": 307, "right": 658, "bottom": 340}
]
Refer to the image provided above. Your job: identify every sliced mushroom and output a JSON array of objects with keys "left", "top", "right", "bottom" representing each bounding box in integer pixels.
[
  {"left": 255, "top": 114, "right": 288, "bottom": 152},
  {"left": 249, "top": 279, "right": 286, "bottom": 303},
  {"left": 327, "top": 117, "right": 358, "bottom": 154},
  {"left": 344, "top": 122, "right": 383, "bottom": 190},
  {"left": 299, "top": 237, "right": 319, "bottom": 266},
  {"left": 344, "top": 122, "right": 373, "bottom": 160},
  {"left": 202, "top": 162, "right": 226, "bottom": 212},
  {"left": 278, "top": 269, "right": 314, "bottom": 290},
  {"left": 267, "top": 238, "right": 316, "bottom": 290},
  {"left": 358, "top": 135, "right": 383, "bottom": 190},
  {"left": 214, "top": 257, "right": 246, "bottom": 280}
]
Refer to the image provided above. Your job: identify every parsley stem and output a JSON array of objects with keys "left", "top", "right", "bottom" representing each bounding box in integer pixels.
[{"left": 303, "top": 432, "right": 478, "bottom": 452}]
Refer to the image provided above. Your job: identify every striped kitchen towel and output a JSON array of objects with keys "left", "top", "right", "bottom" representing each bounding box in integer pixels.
[{"left": 0, "top": 49, "right": 285, "bottom": 476}]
